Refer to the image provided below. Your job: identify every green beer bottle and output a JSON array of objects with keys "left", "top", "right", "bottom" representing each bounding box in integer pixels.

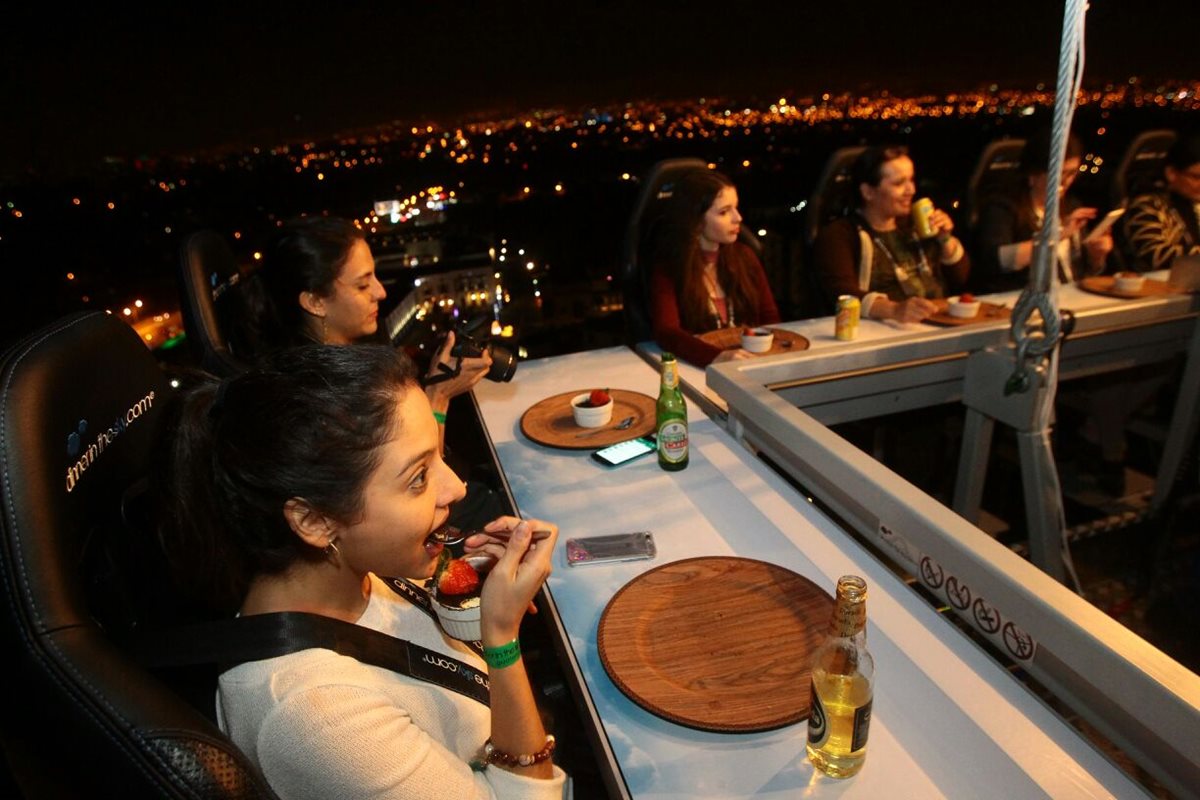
[{"left": 656, "top": 352, "right": 688, "bottom": 471}]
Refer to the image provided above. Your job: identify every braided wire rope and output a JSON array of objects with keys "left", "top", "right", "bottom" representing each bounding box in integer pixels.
[{"left": 1007, "top": 0, "right": 1088, "bottom": 393}]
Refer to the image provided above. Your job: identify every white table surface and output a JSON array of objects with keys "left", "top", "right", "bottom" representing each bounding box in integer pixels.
[
  {"left": 473, "top": 346, "right": 1145, "bottom": 799},
  {"left": 637, "top": 273, "right": 1182, "bottom": 415}
]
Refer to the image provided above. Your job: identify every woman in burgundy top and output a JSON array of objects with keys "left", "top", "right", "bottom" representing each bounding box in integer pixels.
[{"left": 648, "top": 168, "right": 780, "bottom": 366}]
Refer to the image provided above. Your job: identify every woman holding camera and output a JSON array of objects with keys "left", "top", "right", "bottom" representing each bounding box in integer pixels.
[
  {"left": 238, "top": 216, "right": 493, "bottom": 446},
  {"left": 647, "top": 168, "right": 780, "bottom": 367},
  {"left": 163, "top": 344, "right": 567, "bottom": 799}
]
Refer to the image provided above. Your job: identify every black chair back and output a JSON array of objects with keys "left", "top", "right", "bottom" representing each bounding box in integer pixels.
[
  {"left": 0, "top": 311, "right": 277, "bottom": 798},
  {"left": 1110, "top": 129, "right": 1178, "bottom": 208},
  {"left": 178, "top": 230, "right": 249, "bottom": 377},
  {"left": 803, "top": 146, "right": 868, "bottom": 247},
  {"left": 964, "top": 137, "right": 1027, "bottom": 228}
]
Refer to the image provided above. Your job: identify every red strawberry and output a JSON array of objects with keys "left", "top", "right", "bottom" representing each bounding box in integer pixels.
[
  {"left": 960, "top": 292, "right": 976, "bottom": 303},
  {"left": 589, "top": 388, "right": 611, "bottom": 407},
  {"left": 436, "top": 559, "right": 480, "bottom": 596}
]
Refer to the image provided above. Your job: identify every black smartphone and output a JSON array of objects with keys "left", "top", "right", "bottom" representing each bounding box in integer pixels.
[{"left": 592, "top": 435, "right": 656, "bottom": 467}]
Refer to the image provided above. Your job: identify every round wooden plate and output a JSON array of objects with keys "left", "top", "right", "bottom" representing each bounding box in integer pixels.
[
  {"left": 1078, "top": 276, "right": 1186, "bottom": 299},
  {"left": 597, "top": 556, "right": 834, "bottom": 732},
  {"left": 926, "top": 300, "right": 1012, "bottom": 327},
  {"left": 698, "top": 326, "right": 810, "bottom": 355},
  {"left": 520, "top": 389, "right": 656, "bottom": 449}
]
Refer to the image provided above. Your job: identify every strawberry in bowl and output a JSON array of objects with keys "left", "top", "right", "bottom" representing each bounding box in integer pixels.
[
  {"left": 948, "top": 293, "right": 981, "bottom": 318},
  {"left": 431, "top": 555, "right": 491, "bottom": 641},
  {"left": 571, "top": 388, "right": 614, "bottom": 427},
  {"left": 740, "top": 327, "right": 774, "bottom": 353}
]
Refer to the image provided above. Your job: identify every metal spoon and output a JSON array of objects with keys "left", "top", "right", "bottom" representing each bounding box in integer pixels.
[
  {"left": 428, "top": 526, "right": 554, "bottom": 547},
  {"left": 573, "top": 415, "right": 636, "bottom": 438}
]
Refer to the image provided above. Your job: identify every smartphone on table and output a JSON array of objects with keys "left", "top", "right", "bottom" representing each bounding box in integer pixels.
[
  {"left": 592, "top": 435, "right": 655, "bottom": 467},
  {"left": 566, "top": 532, "right": 657, "bottom": 566}
]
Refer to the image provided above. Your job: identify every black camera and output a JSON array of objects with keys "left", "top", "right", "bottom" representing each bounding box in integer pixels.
[
  {"left": 450, "top": 325, "right": 519, "bottom": 383},
  {"left": 422, "top": 315, "right": 518, "bottom": 384}
]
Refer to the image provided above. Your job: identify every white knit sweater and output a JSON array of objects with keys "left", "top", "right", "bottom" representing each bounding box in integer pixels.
[{"left": 217, "top": 573, "right": 567, "bottom": 800}]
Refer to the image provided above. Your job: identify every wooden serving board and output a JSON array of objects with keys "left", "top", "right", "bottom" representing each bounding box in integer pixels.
[
  {"left": 597, "top": 556, "right": 834, "bottom": 732},
  {"left": 519, "top": 389, "right": 656, "bottom": 449},
  {"left": 925, "top": 300, "right": 1011, "bottom": 327},
  {"left": 697, "top": 326, "right": 810, "bottom": 355},
  {"left": 1078, "top": 276, "right": 1186, "bottom": 299}
]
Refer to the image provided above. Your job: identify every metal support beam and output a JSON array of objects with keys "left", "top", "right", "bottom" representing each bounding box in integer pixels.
[
  {"left": 956, "top": 346, "right": 1067, "bottom": 581},
  {"left": 1152, "top": 314, "right": 1200, "bottom": 511}
]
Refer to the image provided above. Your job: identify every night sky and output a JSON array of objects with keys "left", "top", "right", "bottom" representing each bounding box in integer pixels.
[{"left": 2, "top": 0, "right": 1197, "bottom": 177}]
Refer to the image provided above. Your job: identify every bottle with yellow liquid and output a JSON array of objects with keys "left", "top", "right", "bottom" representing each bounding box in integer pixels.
[{"left": 807, "top": 575, "right": 874, "bottom": 778}]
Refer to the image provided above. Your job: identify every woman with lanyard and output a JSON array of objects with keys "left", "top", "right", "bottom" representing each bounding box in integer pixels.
[
  {"left": 648, "top": 167, "right": 781, "bottom": 366},
  {"left": 813, "top": 145, "right": 970, "bottom": 323},
  {"left": 161, "top": 344, "right": 567, "bottom": 799}
]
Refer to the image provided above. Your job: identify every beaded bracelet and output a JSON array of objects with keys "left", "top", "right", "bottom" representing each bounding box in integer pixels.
[
  {"left": 482, "top": 638, "right": 521, "bottom": 669},
  {"left": 432, "top": 410, "right": 447, "bottom": 424},
  {"left": 482, "top": 734, "right": 556, "bottom": 768}
]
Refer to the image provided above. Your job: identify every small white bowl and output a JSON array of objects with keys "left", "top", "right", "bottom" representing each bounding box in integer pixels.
[
  {"left": 433, "top": 594, "right": 481, "bottom": 641},
  {"left": 740, "top": 327, "right": 774, "bottom": 353},
  {"left": 947, "top": 297, "right": 981, "bottom": 319},
  {"left": 1113, "top": 273, "right": 1145, "bottom": 293},
  {"left": 571, "top": 393, "right": 613, "bottom": 428}
]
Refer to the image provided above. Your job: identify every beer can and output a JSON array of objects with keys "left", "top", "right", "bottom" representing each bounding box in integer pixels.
[
  {"left": 912, "top": 197, "right": 936, "bottom": 239},
  {"left": 835, "top": 295, "right": 860, "bottom": 341}
]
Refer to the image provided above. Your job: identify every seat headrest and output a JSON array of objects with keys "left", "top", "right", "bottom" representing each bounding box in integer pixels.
[{"left": 0, "top": 311, "right": 170, "bottom": 634}]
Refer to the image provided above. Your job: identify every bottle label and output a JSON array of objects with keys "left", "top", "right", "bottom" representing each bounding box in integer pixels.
[
  {"left": 658, "top": 420, "right": 688, "bottom": 463},
  {"left": 807, "top": 679, "right": 828, "bottom": 747},
  {"left": 662, "top": 361, "right": 678, "bottom": 389},
  {"left": 851, "top": 698, "right": 872, "bottom": 752}
]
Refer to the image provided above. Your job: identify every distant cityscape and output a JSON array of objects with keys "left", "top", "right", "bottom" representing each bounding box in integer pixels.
[{"left": 2, "top": 79, "right": 1198, "bottom": 353}]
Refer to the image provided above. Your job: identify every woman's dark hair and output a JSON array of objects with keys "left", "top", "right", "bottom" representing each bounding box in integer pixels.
[
  {"left": 241, "top": 217, "right": 366, "bottom": 355},
  {"left": 1019, "top": 128, "right": 1084, "bottom": 177},
  {"left": 1166, "top": 135, "right": 1200, "bottom": 171},
  {"left": 162, "top": 344, "right": 418, "bottom": 613},
  {"left": 649, "top": 168, "right": 762, "bottom": 332},
  {"left": 852, "top": 145, "right": 910, "bottom": 199}
]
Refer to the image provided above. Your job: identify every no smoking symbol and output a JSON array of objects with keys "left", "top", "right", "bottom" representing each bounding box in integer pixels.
[
  {"left": 1002, "top": 621, "right": 1036, "bottom": 660},
  {"left": 972, "top": 597, "right": 1001, "bottom": 634},
  {"left": 945, "top": 576, "right": 971, "bottom": 610},
  {"left": 920, "top": 556, "right": 944, "bottom": 589}
]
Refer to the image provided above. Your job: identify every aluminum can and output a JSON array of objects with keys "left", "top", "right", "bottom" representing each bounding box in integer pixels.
[
  {"left": 835, "top": 295, "right": 860, "bottom": 341},
  {"left": 912, "top": 197, "right": 936, "bottom": 239}
]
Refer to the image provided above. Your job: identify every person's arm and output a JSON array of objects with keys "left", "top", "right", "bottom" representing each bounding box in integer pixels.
[
  {"left": 425, "top": 331, "right": 492, "bottom": 451},
  {"left": 467, "top": 518, "right": 560, "bottom": 782},
  {"left": 648, "top": 268, "right": 724, "bottom": 366},
  {"left": 928, "top": 208, "right": 970, "bottom": 292}
]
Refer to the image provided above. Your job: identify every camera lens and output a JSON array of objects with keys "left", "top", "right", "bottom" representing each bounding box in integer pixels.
[{"left": 486, "top": 343, "right": 518, "bottom": 382}]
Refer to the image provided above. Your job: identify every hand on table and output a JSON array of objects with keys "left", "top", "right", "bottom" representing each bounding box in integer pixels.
[
  {"left": 713, "top": 348, "right": 755, "bottom": 363},
  {"left": 875, "top": 296, "right": 939, "bottom": 324}
]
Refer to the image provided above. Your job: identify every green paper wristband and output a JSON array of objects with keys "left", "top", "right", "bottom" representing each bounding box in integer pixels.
[
  {"left": 483, "top": 639, "right": 521, "bottom": 669},
  {"left": 432, "top": 410, "right": 447, "bottom": 424}
]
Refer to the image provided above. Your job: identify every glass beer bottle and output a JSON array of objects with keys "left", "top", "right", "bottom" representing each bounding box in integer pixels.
[
  {"left": 807, "top": 575, "right": 874, "bottom": 778},
  {"left": 656, "top": 352, "right": 688, "bottom": 471}
]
